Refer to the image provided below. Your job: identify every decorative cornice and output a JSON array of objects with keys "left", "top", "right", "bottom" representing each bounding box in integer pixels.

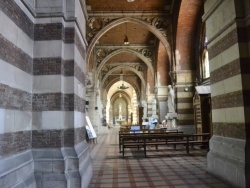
[
  {"left": 87, "top": 16, "right": 170, "bottom": 44},
  {"left": 100, "top": 62, "right": 145, "bottom": 80},
  {"left": 94, "top": 46, "right": 155, "bottom": 67}
]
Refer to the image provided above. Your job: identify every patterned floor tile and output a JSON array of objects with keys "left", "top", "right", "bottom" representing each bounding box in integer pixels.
[{"left": 89, "top": 127, "right": 232, "bottom": 188}]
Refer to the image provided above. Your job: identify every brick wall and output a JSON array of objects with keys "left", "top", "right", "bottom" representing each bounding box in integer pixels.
[
  {"left": 0, "top": 34, "right": 32, "bottom": 74},
  {"left": 0, "top": 0, "right": 34, "bottom": 39},
  {"left": 34, "top": 23, "right": 62, "bottom": 41},
  {"left": 156, "top": 42, "right": 169, "bottom": 85},
  {"left": 174, "top": 0, "right": 203, "bottom": 127},
  {"left": 0, "top": 83, "right": 32, "bottom": 111},
  {"left": 0, "top": 131, "right": 31, "bottom": 157}
]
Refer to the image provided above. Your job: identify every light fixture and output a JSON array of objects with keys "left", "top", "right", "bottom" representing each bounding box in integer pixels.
[
  {"left": 118, "top": 83, "right": 129, "bottom": 90},
  {"left": 85, "top": 101, "right": 89, "bottom": 109},
  {"left": 127, "top": 0, "right": 135, "bottom": 2},
  {"left": 124, "top": 35, "right": 129, "bottom": 45},
  {"left": 124, "top": 23, "right": 129, "bottom": 45},
  {"left": 117, "top": 69, "right": 129, "bottom": 90},
  {"left": 184, "top": 85, "right": 190, "bottom": 92}
]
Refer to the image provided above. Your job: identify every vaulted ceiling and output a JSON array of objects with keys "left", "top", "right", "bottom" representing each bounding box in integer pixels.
[{"left": 85, "top": 0, "right": 203, "bottom": 102}]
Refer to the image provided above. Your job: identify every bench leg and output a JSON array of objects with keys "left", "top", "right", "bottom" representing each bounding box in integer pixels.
[
  {"left": 174, "top": 144, "right": 176, "bottom": 150},
  {"left": 191, "top": 143, "right": 194, "bottom": 150},
  {"left": 122, "top": 146, "right": 125, "bottom": 158},
  {"left": 186, "top": 144, "right": 189, "bottom": 154},
  {"left": 206, "top": 143, "right": 209, "bottom": 151}
]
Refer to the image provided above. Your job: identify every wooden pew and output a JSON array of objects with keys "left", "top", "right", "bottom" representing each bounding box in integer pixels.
[
  {"left": 121, "top": 133, "right": 210, "bottom": 158},
  {"left": 187, "top": 133, "right": 210, "bottom": 151},
  {"left": 118, "top": 130, "right": 182, "bottom": 153}
]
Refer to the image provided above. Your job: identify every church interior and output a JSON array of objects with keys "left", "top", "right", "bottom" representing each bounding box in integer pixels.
[{"left": 0, "top": 0, "right": 250, "bottom": 187}]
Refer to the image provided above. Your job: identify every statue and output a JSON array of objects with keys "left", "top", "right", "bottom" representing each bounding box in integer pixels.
[
  {"left": 119, "top": 103, "right": 122, "bottom": 111},
  {"left": 86, "top": 73, "right": 93, "bottom": 88},
  {"left": 142, "top": 100, "right": 147, "bottom": 118},
  {"left": 118, "top": 103, "right": 122, "bottom": 119},
  {"left": 152, "top": 97, "right": 157, "bottom": 115},
  {"left": 167, "top": 85, "right": 175, "bottom": 113}
]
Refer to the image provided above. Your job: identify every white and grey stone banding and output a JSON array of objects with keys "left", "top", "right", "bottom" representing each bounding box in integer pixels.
[
  {"left": 204, "top": 0, "right": 250, "bottom": 187},
  {"left": 0, "top": 0, "right": 91, "bottom": 187}
]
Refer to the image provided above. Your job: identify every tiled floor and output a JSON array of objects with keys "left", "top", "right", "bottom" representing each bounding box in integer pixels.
[{"left": 89, "top": 127, "right": 233, "bottom": 188}]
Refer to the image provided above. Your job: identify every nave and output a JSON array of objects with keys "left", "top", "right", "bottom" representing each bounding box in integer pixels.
[{"left": 89, "top": 128, "right": 232, "bottom": 188}]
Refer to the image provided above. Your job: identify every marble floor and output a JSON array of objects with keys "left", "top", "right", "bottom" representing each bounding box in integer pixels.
[{"left": 88, "top": 127, "right": 233, "bottom": 188}]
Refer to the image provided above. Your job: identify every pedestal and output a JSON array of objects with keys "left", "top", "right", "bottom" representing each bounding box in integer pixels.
[
  {"left": 142, "top": 117, "right": 149, "bottom": 129},
  {"left": 165, "top": 113, "right": 178, "bottom": 130}
]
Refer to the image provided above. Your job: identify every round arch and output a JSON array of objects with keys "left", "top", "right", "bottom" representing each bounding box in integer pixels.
[
  {"left": 110, "top": 91, "right": 131, "bottom": 105},
  {"left": 87, "top": 17, "right": 172, "bottom": 71},
  {"left": 106, "top": 78, "right": 139, "bottom": 94},
  {"left": 100, "top": 65, "right": 146, "bottom": 90},
  {"left": 96, "top": 48, "right": 154, "bottom": 81}
]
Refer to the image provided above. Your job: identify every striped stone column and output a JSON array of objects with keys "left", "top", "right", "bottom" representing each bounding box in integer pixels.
[
  {"left": 0, "top": 1, "right": 35, "bottom": 187},
  {"left": 0, "top": 1, "right": 92, "bottom": 187},
  {"left": 175, "top": 71, "right": 195, "bottom": 133},
  {"left": 204, "top": 0, "right": 250, "bottom": 187}
]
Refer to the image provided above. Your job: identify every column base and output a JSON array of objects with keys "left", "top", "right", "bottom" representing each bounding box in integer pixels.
[{"left": 207, "top": 136, "right": 246, "bottom": 187}]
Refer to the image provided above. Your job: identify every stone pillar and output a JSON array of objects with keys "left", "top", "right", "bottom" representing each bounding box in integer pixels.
[
  {"left": 175, "top": 71, "right": 195, "bottom": 133},
  {"left": 86, "top": 88, "right": 98, "bottom": 134},
  {"left": 99, "top": 99, "right": 109, "bottom": 134},
  {"left": 165, "top": 113, "right": 178, "bottom": 130},
  {"left": 157, "top": 86, "right": 168, "bottom": 122},
  {"left": 0, "top": 1, "right": 34, "bottom": 186},
  {"left": 132, "top": 90, "right": 138, "bottom": 124},
  {"left": 204, "top": 0, "right": 250, "bottom": 187},
  {"left": 0, "top": 1, "right": 92, "bottom": 188},
  {"left": 109, "top": 105, "right": 113, "bottom": 126}
]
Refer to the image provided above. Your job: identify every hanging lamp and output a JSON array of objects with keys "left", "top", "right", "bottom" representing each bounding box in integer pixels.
[
  {"left": 117, "top": 70, "right": 129, "bottom": 90},
  {"left": 124, "top": 23, "right": 129, "bottom": 45}
]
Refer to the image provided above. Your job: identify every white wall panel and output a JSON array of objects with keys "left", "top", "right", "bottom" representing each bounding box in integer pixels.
[
  {"left": 0, "top": 11, "right": 33, "bottom": 57},
  {"left": 0, "top": 60, "right": 32, "bottom": 93},
  {"left": 0, "top": 109, "right": 32, "bottom": 134},
  {"left": 34, "top": 41, "right": 62, "bottom": 58}
]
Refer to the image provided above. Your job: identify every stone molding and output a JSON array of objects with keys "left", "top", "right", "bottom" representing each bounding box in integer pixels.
[
  {"left": 95, "top": 46, "right": 155, "bottom": 66},
  {"left": 207, "top": 135, "right": 246, "bottom": 187},
  {"left": 87, "top": 15, "right": 170, "bottom": 44},
  {"left": 0, "top": 141, "right": 92, "bottom": 188}
]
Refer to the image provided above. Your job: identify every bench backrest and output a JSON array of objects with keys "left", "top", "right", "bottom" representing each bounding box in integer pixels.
[{"left": 120, "top": 133, "right": 210, "bottom": 142}]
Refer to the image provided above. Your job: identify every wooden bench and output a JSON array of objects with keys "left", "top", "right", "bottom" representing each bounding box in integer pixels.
[
  {"left": 188, "top": 133, "right": 210, "bottom": 150},
  {"left": 121, "top": 133, "right": 210, "bottom": 158},
  {"left": 119, "top": 130, "right": 183, "bottom": 153}
]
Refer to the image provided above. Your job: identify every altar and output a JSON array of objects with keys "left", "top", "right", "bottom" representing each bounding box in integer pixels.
[{"left": 116, "top": 119, "right": 125, "bottom": 126}]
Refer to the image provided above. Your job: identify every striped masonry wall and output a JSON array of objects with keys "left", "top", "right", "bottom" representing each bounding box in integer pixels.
[
  {"left": 0, "top": 0, "right": 33, "bottom": 158},
  {"left": 0, "top": 0, "right": 92, "bottom": 187},
  {"left": 204, "top": 0, "right": 250, "bottom": 186}
]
